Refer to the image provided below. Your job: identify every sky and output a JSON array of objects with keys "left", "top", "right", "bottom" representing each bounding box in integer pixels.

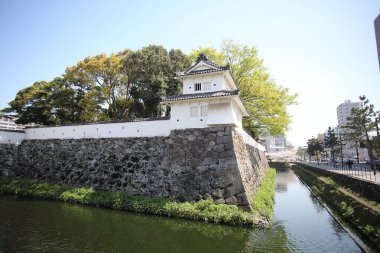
[{"left": 0, "top": 0, "right": 379, "bottom": 147}]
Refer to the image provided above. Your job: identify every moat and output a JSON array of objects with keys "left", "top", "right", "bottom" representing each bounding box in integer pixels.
[{"left": 0, "top": 169, "right": 363, "bottom": 253}]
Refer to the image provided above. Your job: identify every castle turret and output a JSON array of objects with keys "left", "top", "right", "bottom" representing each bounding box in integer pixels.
[{"left": 162, "top": 54, "right": 248, "bottom": 129}]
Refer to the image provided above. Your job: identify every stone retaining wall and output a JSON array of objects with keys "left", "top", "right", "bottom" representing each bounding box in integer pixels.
[
  {"left": 0, "top": 144, "right": 18, "bottom": 177},
  {"left": 268, "top": 162, "right": 290, "bottom": 171},
  {"left": 1, "top": 127, "right": 268, "bottom": 209},
  {"left": 295, "top": 163, "right": 380, "bottom": 203}
]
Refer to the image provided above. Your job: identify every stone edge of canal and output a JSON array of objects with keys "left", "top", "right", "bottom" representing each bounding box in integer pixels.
[{"left": 291, "top": 164, "right": 379, "bottom": 253}]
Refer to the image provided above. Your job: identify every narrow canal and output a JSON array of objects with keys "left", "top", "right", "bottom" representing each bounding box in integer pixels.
[{"left": 0, "top": 169, "right": 363, "bottom": 253}]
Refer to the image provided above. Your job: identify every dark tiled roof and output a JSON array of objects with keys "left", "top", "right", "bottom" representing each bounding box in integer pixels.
[
  {"left": 193, "top": 53, "right": 228, "bottom": 70},
  {"left": 176, "top": 68, "right": 229, "bottom": 77},
  {"left": 161, "top": 90, "right": 239, "bottom": 102},
  {"left": 176, "top": 53, "right": 230, "bottom": 77}
]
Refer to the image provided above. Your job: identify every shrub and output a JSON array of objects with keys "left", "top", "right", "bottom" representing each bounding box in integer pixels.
[{"left": 0, "top": 179, "right": 259, "bottom": 227}]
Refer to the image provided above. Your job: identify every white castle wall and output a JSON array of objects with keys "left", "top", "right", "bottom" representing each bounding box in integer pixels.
[
  {"left": 235, "top": 128, "right": 266, "bottom": 152},
  {"left": 25, "top": 119, "right": 172, "bottom": 140},
  {"left": 23, "top": 120, "right": 265, "bottom": 151},
  {"left": 0, "top": 130, "right": 25, "bottom": 144}
]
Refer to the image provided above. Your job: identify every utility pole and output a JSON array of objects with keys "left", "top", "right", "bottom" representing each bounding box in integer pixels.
[{"left": 376, "top": 112, "right": 379, "bottom": 137}]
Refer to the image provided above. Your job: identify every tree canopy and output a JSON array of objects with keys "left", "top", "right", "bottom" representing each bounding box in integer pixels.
[
  {"left": 325, "top": 127, "right": 338, "bottom": 161},
  {"left": 3, "top": 42, "right": 295, "bottom": 138},
  {"left": 307, "top": 137, "right": 323, "bottom": 163},
  {"left": 3, "top": 45, "right": 190, "bottom": 124},
  {"left": 296, "top": 146, "right": 307, "bottom": 160}
]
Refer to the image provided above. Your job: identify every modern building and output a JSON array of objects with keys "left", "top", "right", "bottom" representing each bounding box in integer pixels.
[
  {"left": 317, "top": 133, "right": 325, "bottom": 144},
  {"left": 334, "top": 100, "right": 369, "bottom": 160},
  {"left": 262, "top": 135, "right": 286, "bottom": 153},
  {"left": 375, "top": 13, "right": 380, "bottom": 71},
  {"left": 0, "top": 116, "right": 23, "bottom": 130},
  {"left": 336, "top": 100, "right": 362, "bottom": 127}
]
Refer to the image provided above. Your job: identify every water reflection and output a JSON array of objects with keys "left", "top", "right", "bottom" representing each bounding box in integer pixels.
[
  {"left": 309, "top": 192, "right": 327, "bottom": 214},
  {"left": 271, "top": 169, "right": 361, "bottom": 253},
  {"left": 245, "top": 222, "right": 296, "bottom": 252},
  {"left": 0, "top": 169, "right": 363, "bottom": 253},
  {"left": 275, "top": 170, "right": 297, "bottom": 193},
  {"left": 0, "top": 196, "right": 251, "bottom": 253}
]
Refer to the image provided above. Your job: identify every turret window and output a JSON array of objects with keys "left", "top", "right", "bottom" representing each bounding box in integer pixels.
[
  {"left": 190, "top": 106, "right": 198, "bottom": 117},
  {"left": 201, "top": 106, "right": 208, "bottom": 116},
  {"left": 194, "top": 83, "right": 201, "bottom": 91}
]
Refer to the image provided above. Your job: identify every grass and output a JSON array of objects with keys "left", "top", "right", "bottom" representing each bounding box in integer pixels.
[
  {"left": 251, "top": 168, "right": 276, "bottom": 222},
  {"left": 0, "top": 179, "right": 260, "bottom": 227}
]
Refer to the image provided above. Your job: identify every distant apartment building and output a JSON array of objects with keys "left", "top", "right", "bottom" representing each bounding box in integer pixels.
[
  {"left": 262, "top": 135, "right": 286, "bottom": 153},
  {"left": 317, "top": 133, "right": 325, "bottom": 144},
  {"left": 337, "top": 100, "right": 362, "bottom": 127},
  {"left": 334, "top": 100, "right": 369, "bottom": 160},
  {"left": 0, "top": 117, "right": 23, "bottom": 130},
  {"left": 375, "top": 13, "right": 380, "bottom": 71}
]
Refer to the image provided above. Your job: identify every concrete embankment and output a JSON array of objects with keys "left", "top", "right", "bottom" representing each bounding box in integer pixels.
[
  {"left": 295, "top": 163, "right": 380, "bottom": 203},
  {"left": 292, "top": 163, "right": 380, "bottom": 251}
]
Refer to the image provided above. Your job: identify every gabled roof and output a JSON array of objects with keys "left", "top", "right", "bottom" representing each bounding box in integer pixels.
[
  {"left": 162, "top": 90, "right": 238, "bottom": 102},
  {"left": 176, "top": 53, "right": 230, "bottom": 77}
]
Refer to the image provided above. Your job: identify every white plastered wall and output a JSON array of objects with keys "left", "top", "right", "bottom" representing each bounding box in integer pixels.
[
  {"left": 182, "top": 74, "right": 231, "bottom": 94},
  {"left": 169, "top": 100, "right": 209, "bottom": 129},
  {"left": 20, "top": 105, "right": 264, "bottom": 151},
  {"left": 208, "top": 103, "right": 236, "bottom": 126},
  {"left": 0, "top": 130, "right": 25, "bottom": 144},
  {"left": 25, "top": 120, "right": 172, "bottom": 140}
]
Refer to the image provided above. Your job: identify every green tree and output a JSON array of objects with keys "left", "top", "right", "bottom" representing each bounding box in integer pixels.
[
  {"left": 64, "top": 51, "right": 132, "bottom": 120},
  {"left": 124, "top": 45, "right": 190, "bottom": 117},
  {"left": 48, "top": 77, "right": 93, "bottom": 124},
  {"left": 341, "top": 126, "right": 362, "bottom": 164},
  {"left": 189, "top": 41, "right": 297, "bottom": 138},
  {"left": 345, "top": 95, "right": 377, "bottom": 172},
  {"left": 4, "top": 45, "right": 190, "bottom": 124},
  {"left": 167, "top": 49, "right": 191, "bottom": 96},
  {"left": 307, "top": 137, "right": 323, "bottom": 164},
  {"left": 2, "top": 77, "right": 104, "bottom": 124},
  {"left": 325, "top": 127, "right": 339, "bottom": 162},
  {"left": 296, "top": 146, "right": 307, "bottom": 161},
  {"left": 3, "top": 81, "right": 57, "bottom": 125}
]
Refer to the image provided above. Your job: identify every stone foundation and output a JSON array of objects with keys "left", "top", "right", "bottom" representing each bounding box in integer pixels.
[
  {"left": 0, "top": 144, "right": 18, "bottom": 178},
  {"left": 1, "top": 127, "right": 268, "bottom": 209}
]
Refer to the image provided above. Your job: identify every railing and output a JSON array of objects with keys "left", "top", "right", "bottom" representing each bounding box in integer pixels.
[{"left": 302, "top": 162, "right": 379, "bottom": 183}]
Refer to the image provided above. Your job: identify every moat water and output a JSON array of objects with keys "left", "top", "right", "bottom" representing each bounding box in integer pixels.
[{"left": 0, "top": 169, "right": 363, "bottom": 252}]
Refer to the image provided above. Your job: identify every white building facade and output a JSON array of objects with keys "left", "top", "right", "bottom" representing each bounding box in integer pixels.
[
  {"left": 334, "top": 100, "right": 369, "bottom": 161},
  {"left": 262, "top": 135, "right": 287, "bottom": 153},
  {"left": 337, "top": 100, "right": 362, "bottom": 127},
  {"left": 162, "top": 53, "right": 248, "bottom": 130},
  {"left": 0, "top": 117, "right": 23, "bottom": 130}
]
